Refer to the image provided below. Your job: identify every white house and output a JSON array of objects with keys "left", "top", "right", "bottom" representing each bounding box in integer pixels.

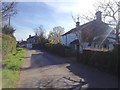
[
  {"left": 26, "top": 35, "right": 38, "bottom": 49},
  {"left": 61, "top": 11, "right": 116, "bottom": 52}
]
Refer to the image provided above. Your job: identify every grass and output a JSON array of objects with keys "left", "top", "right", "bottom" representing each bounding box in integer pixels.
[
  {"left": 0, "top": 70, "right": 2, "bottom": 89},
  {"left": 2, "top": 48, "right": 26, "bottom": 88}
]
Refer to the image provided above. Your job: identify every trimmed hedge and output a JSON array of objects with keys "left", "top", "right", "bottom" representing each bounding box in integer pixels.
[
  {"left": 78, "top": 44, "right": 119, "bottom": 75},
  {"left": 2, "top": 34, "right": 16, "bottom": 59},
  {"left": 44, "top": 43, "right": 71, "bottom": 57}
]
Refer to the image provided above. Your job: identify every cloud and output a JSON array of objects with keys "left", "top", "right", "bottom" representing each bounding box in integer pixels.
[
  {"left": 45, "top": 0, "right": 96, "bottom": 15},
  {"left": 14, "top": 25, "right": 35, "bottom": 41}
]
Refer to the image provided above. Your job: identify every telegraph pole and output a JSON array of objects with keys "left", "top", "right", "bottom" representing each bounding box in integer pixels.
[{"left": 8, "top": 15, "right": 11, "bottom": 26}]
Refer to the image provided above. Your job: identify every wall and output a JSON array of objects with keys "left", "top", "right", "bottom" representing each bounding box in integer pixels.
[
  {"left": 61, "top": 33, "right": 78, "bottom": 46},
  {"left": 26, "top": 43, "right": 32, "bottom": 49},
  {"left": 61, "top": 31, "right": 115, "bottom": 51}
]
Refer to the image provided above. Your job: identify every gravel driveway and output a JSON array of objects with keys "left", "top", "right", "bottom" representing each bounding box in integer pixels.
[{"left": 17, "top": 49, "right": 118, "bottom": 89}]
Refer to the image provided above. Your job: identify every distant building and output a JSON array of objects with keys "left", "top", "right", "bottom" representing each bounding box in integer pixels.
[
  {"left": 61, "top": 11, "right": 116, "bottom": 52},
  {"left": 26, "top": 35, "right": 38, "bottom": 49},
  {"left": 17, "top": 40, "right": 27, "bottom": 48}
]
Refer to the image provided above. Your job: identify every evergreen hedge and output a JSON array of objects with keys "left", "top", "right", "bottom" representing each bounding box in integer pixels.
[
  {"left": 2, "top": 34, "right": 16, "bottom": 59},
  {"left": 44, "top": 43, "right": 71, "bottom": 57},
  {"left": 78, "top": 44, "right": 119, "bottom": 75}
]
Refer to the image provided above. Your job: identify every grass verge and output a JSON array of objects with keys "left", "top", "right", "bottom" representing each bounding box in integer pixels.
[{"left": 2, "top": 48, "right": 26, "bottom": 88}]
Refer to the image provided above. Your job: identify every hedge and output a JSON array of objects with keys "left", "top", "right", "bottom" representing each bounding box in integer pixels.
[
  {"left": 44, "top": 43, "right": 71, "bottom": 57},
  {"left": 2, "top": 34, "right": 16, "bottom": 59},
  {"left": 78, "top": 44, "right": 119, "bottom": 75}
]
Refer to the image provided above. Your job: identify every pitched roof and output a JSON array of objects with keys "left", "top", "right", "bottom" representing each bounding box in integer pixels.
[
  {"left": 62, "top": 20, "right": 113, "bottom": 43},
  {"left": 62, "top": 20, "right": 112, "bottom": 36},
  {"left": 61, "top": 28, "right": 76, "bottom": 36},
  {"left": 27, "top": 35, "right": 37, "bottom": 41}
]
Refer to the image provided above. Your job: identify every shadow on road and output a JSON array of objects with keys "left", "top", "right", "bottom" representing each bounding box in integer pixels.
[{"left": 20, "top": 49, "right": 118, "bottom": 88}]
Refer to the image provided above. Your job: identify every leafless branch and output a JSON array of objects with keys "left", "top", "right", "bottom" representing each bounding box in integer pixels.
[{"left": 2, "top": 2, "right": 17, "bottom": 21}]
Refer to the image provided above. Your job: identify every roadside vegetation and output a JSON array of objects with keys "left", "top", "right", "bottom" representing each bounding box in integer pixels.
[
  {"left": 2, "top": 34, "right": 16, "bottom": 59},
  {"left": 78, "top": 44, "right": 119, "bottom": 75},
  {"left": 2, "top": 48, "right": 26, "bottom": 88},
  {"left": 2, "top": 2, "right": 20, "bottom": 87}
]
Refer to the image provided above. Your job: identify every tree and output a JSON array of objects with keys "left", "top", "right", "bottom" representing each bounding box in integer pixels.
[
  {"left": 96, "top": 0, "right": 120, "bottom": 43},
  {"left": 34, "top": 25, "right": 47, "bottom": 44},
  {"left": 48, "top": 26, "right": 64, "bottom": 44},
  {"left": 96, "top": 0, "right": 118, "bottom": 24},
  {"left": 1, "top": 2, "right": 17, "bottom": 25},
  {"left": 82, "top": 0, "right": 120, "bottom": 43},
  {"left": 2, "top": 2, "right": 17, "bottom": 20}
]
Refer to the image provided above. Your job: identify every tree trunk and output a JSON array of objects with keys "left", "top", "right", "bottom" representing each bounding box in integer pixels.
[{"left": 116, "top": 21, "right": 120, "bottom": 43}]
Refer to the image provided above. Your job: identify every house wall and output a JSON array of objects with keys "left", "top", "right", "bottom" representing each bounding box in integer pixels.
[
  {"left": 27, "top": 38, "right": 36, "bottom": 44},
  {"left": 26, "top": 43, "right": 32, "bottom": 49},
  {"left": 61, "top": 33, "right": 78, "bottom": 46},
  {"left": 26, "top": 36, "right": 37, "bottom": 49},
  {"left": 61, "top": 35, "right": 67, "bottom": 46},
  {"left": 61, "top": 31, "right": 115, "bottom": 51}
]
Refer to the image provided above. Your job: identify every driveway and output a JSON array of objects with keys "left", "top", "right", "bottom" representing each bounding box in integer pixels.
[{"left": 17, "top": 49, "right": 118, "bottom": 89}]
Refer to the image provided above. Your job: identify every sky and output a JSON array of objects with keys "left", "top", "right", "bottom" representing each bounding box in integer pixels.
[{"left": 5, "top": 0, "right": 118, "bottom": 41}]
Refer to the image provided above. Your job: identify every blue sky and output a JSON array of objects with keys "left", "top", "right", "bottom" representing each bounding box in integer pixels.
[
  {"left": 11, "top": 2, "right": 73, "bottom": 41},
  {"left": 9, "top": 0, "right": 116, "bottom": 41}
]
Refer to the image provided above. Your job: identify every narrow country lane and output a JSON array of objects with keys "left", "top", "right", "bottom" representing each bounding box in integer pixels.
[{"left": 17, "top": 49, "right": 118, "bottom": 89}]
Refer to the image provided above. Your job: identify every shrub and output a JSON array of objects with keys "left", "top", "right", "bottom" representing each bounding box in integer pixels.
[
  {"left": 78, "top": 45, "right": 119, "bottom": 75},
  {"left": 44, "top": 43, "right": 71, "bottom": 57},
  {"left": 2, "top": 34, "right": 16, "bottom": 59},
  {"left": 2, "top": 25, "right": 15, "bottom": 36}
]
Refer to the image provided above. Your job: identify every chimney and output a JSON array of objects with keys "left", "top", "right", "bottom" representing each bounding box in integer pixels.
[
  {"left": 76, "top": 17, "right": 80, "bottom": 27},
  {"left": 95, "top": 11, "right": 102, "bottom": 21},
  {"left": 76, "top": 21, "right": 80, "bottom": 27},
  {"left": 29, "top": 35, "right": 31, "bottom": 38}
]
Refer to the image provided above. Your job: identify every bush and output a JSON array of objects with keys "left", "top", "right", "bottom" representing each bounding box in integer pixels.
[
  {"left": 2, "top": 25, "right": 15, "bottom": 36},
  {"left": 44, "top": 43, "right": 71, "bottom": 57},
  {"left": 78, "top": 45, "right": 119, "bottom": 75},
  {"left": 2, "top": 34, "right": 16, "bottom": 59}
]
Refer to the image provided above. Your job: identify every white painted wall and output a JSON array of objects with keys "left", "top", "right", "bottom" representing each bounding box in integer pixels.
[
  {"left": 61, "top": 35, "right": 66, "bottom": 45},
  {"left": 26, "top": 43, "right": 32, "bottom": 49},
  {"left": 61, "top": 31, "right": 115, "bottom": 51},
  {"left": 61, "top": 33, "right": 78, "bottom": 46}
]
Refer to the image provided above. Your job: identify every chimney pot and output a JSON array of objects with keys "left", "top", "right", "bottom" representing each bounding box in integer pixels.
[
  {"left": 76, "top": 22, "right": 80, "bottom": 27},
  {"left": 95, "top": 11, "right": 102, "bottom": 21},
  {"left": 29, "top": 35, "right": 31, "bottom": 38}
]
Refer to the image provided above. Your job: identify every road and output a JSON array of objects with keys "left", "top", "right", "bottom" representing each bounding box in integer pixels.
[{"left": 17, "top": 49, "right": 118, "bottom": 89}]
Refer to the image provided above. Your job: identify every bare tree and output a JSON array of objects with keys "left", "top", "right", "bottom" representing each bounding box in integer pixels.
[
  {"left": 96, "top": 0, "right": 120, "bottom": 43},
  {"left": 48, "top": 26, "right": 64, "bottom": 44},
  {"left": 95, "top": 0, "right": 118, "bottom": 24},
  {"left": 82, "top": 0, "right": 120, "bottom": 43},
  {"left": 34, "top": 25, "right": 47, "bottom": 44},
  {"left": 1, "top": 2, "right": 17, "bottom": 25},
  {"left": 34, "top": 25, "right": 45, "bottom": 37}
]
